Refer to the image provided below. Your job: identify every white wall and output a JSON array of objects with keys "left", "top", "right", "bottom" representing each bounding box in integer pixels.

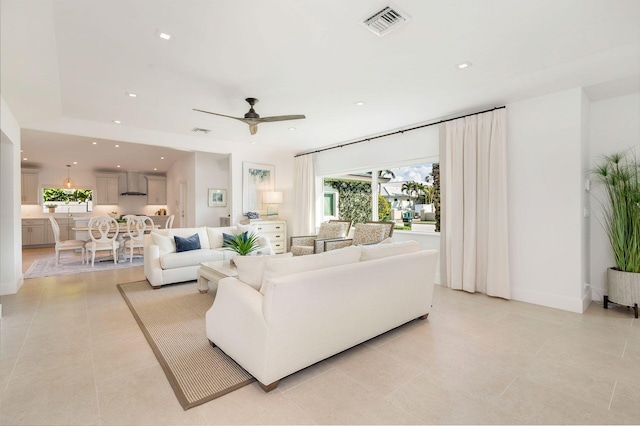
[
  {"left": 588, "top": 93, "right": 640, "bottom": 301},
  {"left": 1, "top": 96, "right": 23, "bottom": 296},
  {"left": 507, "top": 88, "right": 589, "bottom": 313},
  {"left": 194, "top": 152, "right": 230, "bottom": 227}
]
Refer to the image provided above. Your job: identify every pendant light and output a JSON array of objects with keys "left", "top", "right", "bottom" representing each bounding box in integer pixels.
[{"left": 62, "top": 164, "right": 75, "bottom": 190}]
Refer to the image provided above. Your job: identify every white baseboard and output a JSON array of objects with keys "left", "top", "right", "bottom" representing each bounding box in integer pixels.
[{"left": 512, "top": 286, "right": 586, "bottom": 313}]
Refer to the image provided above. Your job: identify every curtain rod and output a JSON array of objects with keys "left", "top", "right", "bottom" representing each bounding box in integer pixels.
[{"left": 294, "top": 105, "right": 506, "bottom": 158}]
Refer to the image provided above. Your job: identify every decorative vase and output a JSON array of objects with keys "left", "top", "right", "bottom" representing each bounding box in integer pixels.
[
  {"left": 47, "top": 207, "right": 55, "bottom": 213},
  {"left": 605, "top": 267, "right": 640, "bottom": 318}
]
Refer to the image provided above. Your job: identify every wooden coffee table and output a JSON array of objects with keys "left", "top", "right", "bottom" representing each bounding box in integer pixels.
[{"left": 197, "top": 260, "right": 238, "bottom": 294}]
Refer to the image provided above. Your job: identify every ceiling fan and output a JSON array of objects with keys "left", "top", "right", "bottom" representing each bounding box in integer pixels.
[{"left": 193, "top": 98, "right": 305, "bottom": 135}]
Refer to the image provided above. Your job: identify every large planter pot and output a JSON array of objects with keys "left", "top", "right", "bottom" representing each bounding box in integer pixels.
[{"left": 605, "top": 267, "right": 640, "bottom": 318}]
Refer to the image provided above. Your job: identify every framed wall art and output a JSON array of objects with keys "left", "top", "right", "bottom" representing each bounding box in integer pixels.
[
  {"left": 242, "top": 162, "right": 274, "bottom": 214},
  {"left": 208, "top": 188, "right": 227, "bottom": 207}
]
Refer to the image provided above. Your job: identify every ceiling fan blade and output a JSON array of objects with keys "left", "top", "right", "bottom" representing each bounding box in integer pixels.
[
  {"left": 258, "top": 115, "right": 306, "bottom": 123},
  {"left": 193, "top": 109, "right": 244, "bottom": 122}
]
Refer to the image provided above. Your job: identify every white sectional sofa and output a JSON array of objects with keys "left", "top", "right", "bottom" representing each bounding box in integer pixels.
[
  {"left": 205, "top": 240, "right": 438, "bottom": 391},
  {"left": 143, "top": 225, "right": 273, "bottom": 288}
]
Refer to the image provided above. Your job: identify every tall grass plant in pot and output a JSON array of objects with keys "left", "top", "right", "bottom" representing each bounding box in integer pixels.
[{"left": 591, "top": 150, "right": 640, "bottom": 317}]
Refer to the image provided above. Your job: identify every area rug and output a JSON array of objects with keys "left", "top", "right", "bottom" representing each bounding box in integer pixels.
[
  {"left": 24, "top": 256, "right": 143, "bottom": 278},
  {"left": 117, "top": 280, "right": 254, "bottom": 410}
]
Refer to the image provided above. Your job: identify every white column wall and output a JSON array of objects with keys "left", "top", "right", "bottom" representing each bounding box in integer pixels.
[
  {"left": 507, "top": 88, "right": 587, "bottom": 313},
  {"left": 588, "top": 93, "right": 640, "bottom": 302},
  {"left": 194, "top": 152, "right": 230, "bottom": 227},
  {"left": 1, "top": 96, "right": 23, "bottom": 297}
]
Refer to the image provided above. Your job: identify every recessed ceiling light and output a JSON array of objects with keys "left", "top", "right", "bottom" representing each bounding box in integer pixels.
[
  {"left": 160, "top": 156, "right": 165, "bottom": 160},
  {"left": 113, "top": 120, "right": 122, "bottom": 124},
  {"left": 117, "top": 165, "right": 121, "bottom": 168},
  {"left": 354, "top": 101, "right": 366, "bottom": 106},
  {"left": 288, "top": 127, "right": 296, "bottom": 131},
  {"left": 126, "top": 92, "right": 137, "bottom": 98},
  {"left": 20, "top": 149, "right": 23, "bottom": 153},
  {"left": 153, "top": 168, "right": 157, "bottom": 171},
  {"left": 73, "top": 161, "right": 78, "bottom": 165},
  {"left": 23, "top": 157, "right": 27, "bottom": 161},
  {"left": 156, "top": 29, "right": 172, "bottom": 40},
  {"left": 115, "top": 144, "right": 120, "bottom": 148},
  {"left": 457, "top": 62, "right": 472, "bottom": 69},
  {"left": 92, "top": 141, "right": 97, "bottom": 145}
]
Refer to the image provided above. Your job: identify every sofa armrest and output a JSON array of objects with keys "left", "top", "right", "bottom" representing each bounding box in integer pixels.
[
  {"left": 143, "top": 244, "right": 163, "bottom": 287},
  {"left": 205, "top": 278, "right": 269, "bottom": 379}
]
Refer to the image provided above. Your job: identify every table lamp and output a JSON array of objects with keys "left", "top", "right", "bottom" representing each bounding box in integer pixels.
[{"left": 262, "top": 191, "right": 283, "bottom": 218}]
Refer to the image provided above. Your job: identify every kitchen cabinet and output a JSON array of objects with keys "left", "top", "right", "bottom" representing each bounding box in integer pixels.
[
  {"left": 45, "top": 218, "right": 73, "bottom": 243},
  {"left": 22, "top": 219, "right": 46, "bottom": 246},
  {"left": 95, "top": 174, "right": 119, "bottom": 205},
  {"left": 146, "top": 176, "right": 167, "bottom": 205},
  {"left": 21, "top": 170, "right": 39, "bottom": 204}
]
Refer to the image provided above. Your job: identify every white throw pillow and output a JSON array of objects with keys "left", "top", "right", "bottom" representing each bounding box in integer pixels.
[
  {"left": 206, "top": 226, "right": 236, "bottom": 249},
  {"left": 151, "top": 231, "right": 175, "bottom": 253},
  {"left": 260, "top": 245, "right": 362, "bottom": 293},
  {"left": 237, "top": 223, "right": 258, "bottom": 236},
  {"left": 360, "top": 240, "right": 421, "bottom": 261},
  {"left": 233, "top": 253, "right": 293, "bottom": 290}
]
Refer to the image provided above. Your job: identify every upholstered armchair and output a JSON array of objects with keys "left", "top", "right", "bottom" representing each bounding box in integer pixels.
[
  {"left": 322, "top": 221, "right": 395, "bottom": 252},
  {"left": 289, "top": 220, "right": 352, "bottom": 256}
]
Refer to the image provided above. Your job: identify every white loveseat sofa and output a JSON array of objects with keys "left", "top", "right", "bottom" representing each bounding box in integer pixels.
[
  {"left": 205, "top": 240, "right": 438, "bottom": 391},
  {"left": 143, "top": 225, "right": 274, "bottom": 288}
]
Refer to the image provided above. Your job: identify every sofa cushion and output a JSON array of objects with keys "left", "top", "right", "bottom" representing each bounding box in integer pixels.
[
  {"left": 174, "top": 233, "right": 201, "bottom": 253},
  {"left": 151, "top": 231, "right": 175, "bottom": 253},
  {"left": 237, "top": 223, "right": 258, "bottom": 235},
  {"left": 233, "top": 253, "right": 293, "bottom": 290},
  {"left": 206, "top": 226, "right": 238, "bottom": 249},
  {"left": 360, "top": 240, "right": 421, "bottom": 261},
  {"left": 317, "top": 222, "right": 348, "bottom": 239},
  {"left": 260, "top": 245, "right": 361, "bottom": 293},
  {"left": 160, "top": 249, "right": 220, "bottom": 270},
  {"left": 352, "top": 223, "right": 387, "bottom": 245},
  {"left": 172, "top": 227, "right": 210, "bottom": 250}
]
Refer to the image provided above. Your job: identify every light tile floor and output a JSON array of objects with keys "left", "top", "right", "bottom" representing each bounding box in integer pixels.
[{"left": 1, "top": 247, "right": 639, "bottom": 425}]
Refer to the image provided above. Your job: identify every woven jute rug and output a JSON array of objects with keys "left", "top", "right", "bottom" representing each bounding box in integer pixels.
[{"left": 117, "top": 280, "right": 254, "bottom": 410}]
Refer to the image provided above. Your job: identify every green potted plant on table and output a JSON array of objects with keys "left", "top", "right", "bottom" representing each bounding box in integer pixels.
[
  {"left": 45, "top": 203, "right": 57, "bottom": 213},
  {"left": 592, "top": 150, "right": 640, "bottom": 318},
  {"left": 222, "top": 232, "right": 261, "bottom": 264}
]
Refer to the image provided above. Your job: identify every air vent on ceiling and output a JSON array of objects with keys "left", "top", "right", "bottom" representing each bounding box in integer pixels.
[
  {"left": 191, "top": 127, "right": 211, "bottom": 134},
  {"left": 361, "top": 5, "right": 410, "bottom": 37}
]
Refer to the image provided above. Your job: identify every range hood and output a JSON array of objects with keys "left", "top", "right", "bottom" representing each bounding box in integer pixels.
[{"left": 121, "top": 171, "right": 147, "bottom": 196}]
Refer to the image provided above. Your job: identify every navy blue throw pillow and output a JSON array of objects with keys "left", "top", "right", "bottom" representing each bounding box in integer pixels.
[
  {"left": 222, "top": 231, "right": 249, "bottom": 247},
  {"left": 174, "top": 233, "right": 201, "bottom": 253}
]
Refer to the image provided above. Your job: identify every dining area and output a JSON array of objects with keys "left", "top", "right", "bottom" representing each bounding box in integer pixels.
[{"left": 60, "top": 215, "right": 167, "bottom": 266}]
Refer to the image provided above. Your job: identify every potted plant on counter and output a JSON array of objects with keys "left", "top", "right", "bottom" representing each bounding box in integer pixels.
[
  {"left": 592, "top": 150, "right": 640, "bottom": 318},
  {"left": 45, "top": 203, "right": 57, "bottom": 213}
]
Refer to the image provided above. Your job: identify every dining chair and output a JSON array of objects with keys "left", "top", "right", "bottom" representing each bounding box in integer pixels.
[
  {"left": 123, "top": 216, "right": 154, "bottom": 263},
  {"left": 49, "top": 217, "right": 86, "bottom": 265},
  {"left": 85, "top": 216, "right": 120, "bottom": 266},
  {"left": 165, "top": 214, "right": 175, "bottom": 229}
]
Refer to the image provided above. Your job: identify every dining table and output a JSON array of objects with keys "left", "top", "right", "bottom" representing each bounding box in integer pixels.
[{"left": 72, "top": 222, "right": 160, "bottom": 262}]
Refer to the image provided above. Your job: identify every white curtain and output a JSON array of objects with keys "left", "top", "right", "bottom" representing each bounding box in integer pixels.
[
  {"left": 293, "top": 154, "right": 317, "bottom": 236},
  {"left": 440, "top": 109, "right": 510, "bottom": 299}
]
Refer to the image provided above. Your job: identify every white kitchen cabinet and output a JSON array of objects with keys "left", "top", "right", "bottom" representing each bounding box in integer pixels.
[
  {"left": 95, "top": 174, "right": 119, "bottom": 205},
  {"left": 22, "top": 219, "right": 46, "bottom": 246},
  {"left": 21, "top": 170, "right": 39, "bottom": 204},
  {"left": 146, "top": 176, "right": 167, "bottom": 205},
  {"left": 254, "top": 220, "right": 287, "bottom": 254}
]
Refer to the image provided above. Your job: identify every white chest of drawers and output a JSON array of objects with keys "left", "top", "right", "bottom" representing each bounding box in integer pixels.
[{"left": 253, "top": 221, "right": 287, "bottom": 254}]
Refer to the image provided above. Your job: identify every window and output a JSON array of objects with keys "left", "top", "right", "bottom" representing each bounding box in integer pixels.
[
  {"left": 42, "top": 188, "right": 93, "bottom": 213},
  {"left": 324, "top": 191, "right": 337, "bottom": 218}
]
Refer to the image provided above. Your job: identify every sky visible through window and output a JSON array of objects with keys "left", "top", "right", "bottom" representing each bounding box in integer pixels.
[{"left": 388, "top": 164, "right": 433, "bottom": 182}]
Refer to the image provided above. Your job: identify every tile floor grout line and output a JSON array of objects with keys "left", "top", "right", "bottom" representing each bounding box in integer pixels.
[
  {"left": 534, "top": 338, "right": 549, "bottom": 355},
  {"left": 608, "top": 379, "right": 618, "bottom": 411},
  {"left": 85, "top": 287, "right": 103, "bottom": 426},
  {"left": 621, "top": 339, "right": 628, "bottom": 359}
]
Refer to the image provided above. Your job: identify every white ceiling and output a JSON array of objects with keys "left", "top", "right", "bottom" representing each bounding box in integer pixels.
[{"left": 2, "top": 0, "right": 640, "bottom": 173}]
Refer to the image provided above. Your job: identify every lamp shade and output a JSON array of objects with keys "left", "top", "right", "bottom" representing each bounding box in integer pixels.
[{"left": 263, "top": 191, "right": 283, "bottom": 204}]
